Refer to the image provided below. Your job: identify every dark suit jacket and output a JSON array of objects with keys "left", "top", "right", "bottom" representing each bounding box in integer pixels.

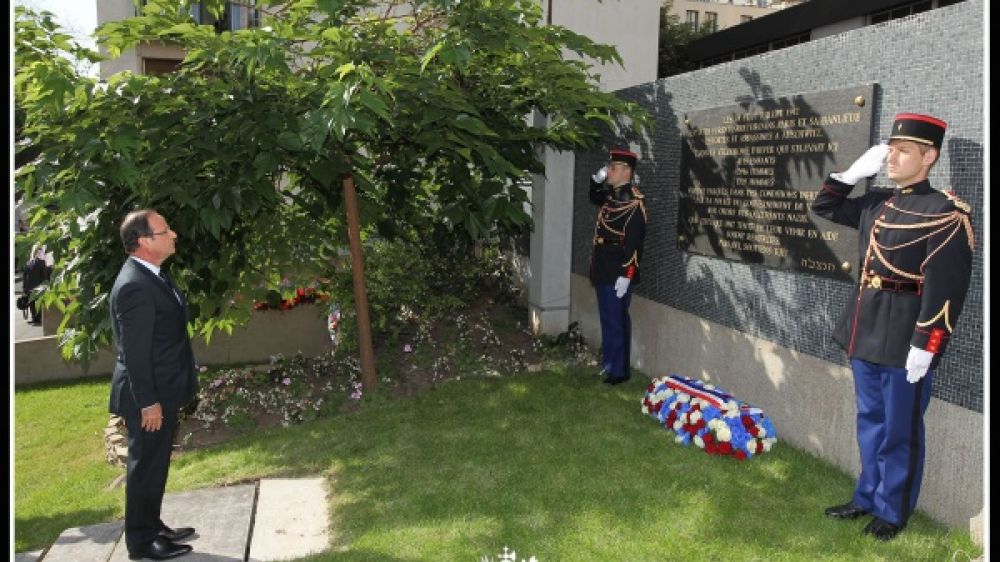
[{"left": 109, "top": 257, "right": 198, "bottom": 416}]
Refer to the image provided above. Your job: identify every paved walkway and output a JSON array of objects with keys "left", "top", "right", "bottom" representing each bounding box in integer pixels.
[
  {"left": 15, "top": 478, "right": 330, "bottom": 562},
  {"left": 13, "top": 275, "right": 45, "bottom": 342}
]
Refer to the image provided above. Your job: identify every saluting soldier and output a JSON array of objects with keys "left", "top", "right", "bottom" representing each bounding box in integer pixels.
[
  {"left": 812, "top": 113, "right": 974, "bottom": 541},
  {"left": 588, "top": 148, "right": 647, "bottom": 385}
]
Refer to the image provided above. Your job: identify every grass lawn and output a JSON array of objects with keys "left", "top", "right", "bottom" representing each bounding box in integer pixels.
[
  {"left": 13, "top": 376, "right": 122, "bottom": 553},
  {"left": 15, "top": 368, "right": 982, "bottom": 561}
]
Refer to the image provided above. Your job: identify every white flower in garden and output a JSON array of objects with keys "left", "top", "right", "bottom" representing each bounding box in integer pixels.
[
  {"left": 694, "top": 435, "right": 705, "bottom": 448},
  {"left": 690, "top": 411, "right": 702, "bottom": 423},
  {"left": 677, "top": 394, "right": 690, "bottom": 403},
  {"left": 673, "top": 420, "right": 684, "bottom": 431},
  {"left": 641, "top": 406, "right": 649, "bottom": 414},
  {"left": 762, "top": 440, "right": 774, "bottom": 452},
  {"left": 717, "top": 427, "right": 731, "bottom": 442},
  {"left": 756, "top": 425, "right": 767, "bottom": 437}
]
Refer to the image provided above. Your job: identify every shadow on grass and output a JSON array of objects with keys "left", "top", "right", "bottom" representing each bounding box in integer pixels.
[
  {"left": 172, "top": 368, "right": 979, "bottom": 561},
  {"left": 15, "top": 507, "right": 120, "bottom": 553}
]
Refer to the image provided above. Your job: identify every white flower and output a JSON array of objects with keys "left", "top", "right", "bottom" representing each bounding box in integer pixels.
[
  {"left": 762, "top": 440, "right": 774, "bottom": 452},
  {"left": 717, "top": 427, "right": 731, "bottom": 442},
  {"left": 641, "top": 406, "right": 649, "bottom": 414},
  {"left": 672, "top": 420, "right": 683, "bottom": 431},
  {"left": 690, "top": 411, "right": 702, "bottom": 423},
  {"left": 694, "top": 435, "right": 704, "bottom": 448},
  {"left": 756, "top": 425, "right": 767, "bottom": 438}
]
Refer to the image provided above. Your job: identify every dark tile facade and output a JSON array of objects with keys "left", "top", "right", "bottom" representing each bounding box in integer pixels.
[{"left": 572, "top": 1, "right": 984, "bottom": 412}]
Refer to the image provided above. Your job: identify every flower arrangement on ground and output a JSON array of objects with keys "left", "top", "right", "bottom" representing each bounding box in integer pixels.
[
  {"left": 642, "top": 374, "right": 777, "bottom": 460},
  {"left": 253, "top": 287, "right": 328, "bottom": 311}
]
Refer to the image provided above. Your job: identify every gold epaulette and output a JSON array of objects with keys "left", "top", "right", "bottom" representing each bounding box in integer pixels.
[
  {"left": 943, "top": 189, "right": 972, "bottom": 213},
  {"left": 630, "top": 186, "right": 644, "bottom": 200}
]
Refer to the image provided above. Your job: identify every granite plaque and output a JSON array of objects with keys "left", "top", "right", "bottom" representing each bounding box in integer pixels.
[{"left": 677, "top": 84, "right": 877, "bottom": 281}]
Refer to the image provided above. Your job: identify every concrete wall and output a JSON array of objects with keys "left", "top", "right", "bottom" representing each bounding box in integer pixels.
[
  {"left": 570, "top": 0, "right": 984, "bottom": 533},
  {"left": 547, "top": 0, "right": 660, "bottom": 93},
  {"left": 15, "top": 304, "right": 333, "bottom": 385},
  {"left": 97, "top": 0, "right": 142, "bottom": 77}
]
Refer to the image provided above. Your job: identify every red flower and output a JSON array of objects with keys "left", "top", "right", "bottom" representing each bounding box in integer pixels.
[
  {"left": 695, "top": 419, "right": 706, "bottom": 430},
  {"left": 666, "top": 412, "right": 677, "bottom": 426},
  {"left": 748, "top": 426, "right": 760, "bottom": 438},
  {"left": 718, "top": 442, "right": 733, "bottom": 455},
  {"left": 647, "top": 383, "right": 655, "bottom": 392},
  {"left": 703, "top": 432, "right": 715, "bottom": 445},
  {"left": 690, "top": 403, "right": 701, "bottom": 411},
  {"left": 755, "top": 440, "right": 764, "bottom": 454},
  {"left": 741, "top": 416, "right": 754, "bottom": 429},
  {"left": 652, "top": 402, "right": 663, "bottom": 413},
  {"left": 734, "top": 450, "right": 747, "bottom": 461},
  {"left": 705, "top": 443, "right": 718, "bottom": 455}
]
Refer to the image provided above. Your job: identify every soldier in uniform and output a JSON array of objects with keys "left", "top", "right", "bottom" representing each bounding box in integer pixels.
[
  {"left": 812, "top": 114, "right": 974, "bottom": 541},
  {"left": 588, "top": 149, "right": 647, "bottom": 385}
]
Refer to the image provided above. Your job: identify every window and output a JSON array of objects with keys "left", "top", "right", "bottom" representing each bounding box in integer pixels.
[
  {"left": 686, "top": 10, "right": 699, "bottom": 30},
  {"left": 143, "top": 1, "right": 263, "bottom": 32},
  {"left": 870, "top": 1, "right": 933, "bottom": 25},
  {"left": 143, "top": 58, "right": 183, "bottom": 75},
  {"left": 227, "top": 1, "right": 262, "bottom": 32},
  {"left": 706, "top": 12, "right": 718, "bottom": 32}
]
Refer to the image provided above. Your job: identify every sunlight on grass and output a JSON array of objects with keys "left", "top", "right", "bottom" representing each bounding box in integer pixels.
[{"left": 15, "top": 368, "right": 982, "bottom": 561}]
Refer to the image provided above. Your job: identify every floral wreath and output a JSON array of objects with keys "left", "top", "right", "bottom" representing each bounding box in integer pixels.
[{"left": 642, "top": 374, "right": 777, "bottom": 460}]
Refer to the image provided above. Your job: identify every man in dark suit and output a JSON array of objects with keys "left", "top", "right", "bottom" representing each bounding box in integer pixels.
[
  {"left": 812, "top": 114, "right": 974, "bottom": 541},
  {"left": 110, "top": 209, "right": 199, "bottom": 560}
]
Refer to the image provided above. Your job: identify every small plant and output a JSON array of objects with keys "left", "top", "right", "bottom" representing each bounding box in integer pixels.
[{"left": 192, "top": 353, "right": 356, "bottom": 429}]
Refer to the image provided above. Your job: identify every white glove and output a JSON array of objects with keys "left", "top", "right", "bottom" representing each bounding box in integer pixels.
[
  {"left": 592, "top": 166, "right": 608, "bottom": 184},
  {"left": 614, "top": 276, "right": 630, "bottom": 298},
  {"left": 834, "top": 143, "right": 889, "bottom": 185},
  {"left": 905, "top": 346, "right": 934, "bottom": 383}
]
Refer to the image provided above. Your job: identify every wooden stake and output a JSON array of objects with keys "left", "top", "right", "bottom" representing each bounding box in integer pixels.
[{"left": 342, "top": 171, "right": 377, "bottom": 391}]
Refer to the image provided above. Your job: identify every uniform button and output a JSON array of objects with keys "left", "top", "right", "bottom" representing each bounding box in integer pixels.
[{"left": 880, "top": 215, "right": 886, "bottom": 220}]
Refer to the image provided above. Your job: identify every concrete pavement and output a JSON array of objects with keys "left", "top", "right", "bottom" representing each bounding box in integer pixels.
[{"left": 19, "top": 478, "right": 330, "bottom": 562}]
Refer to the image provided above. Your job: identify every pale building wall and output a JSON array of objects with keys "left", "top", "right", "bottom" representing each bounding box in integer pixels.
[{"left": 666, "top": 0, "right": 783, "bottom": 32}]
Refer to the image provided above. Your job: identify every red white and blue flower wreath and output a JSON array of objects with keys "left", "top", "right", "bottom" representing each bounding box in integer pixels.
[{"left": 642, "top": 375, "right": 777, "bottom": 460}]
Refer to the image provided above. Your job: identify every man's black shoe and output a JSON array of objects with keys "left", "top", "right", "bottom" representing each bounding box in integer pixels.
[
  {"left": 824, "top": 502, "right": 869, "bottom": 519},
  {"left": 158, "top": 526, "right": 195, "bottom": 542},
  {"left": 603, "top": 375, "right": 630, "bottom": 385},
  {"left": 128, "top": 537, "right": 193, "bottom": 560},
  {"left": 862, "top": 517, "right": 902, "bottom": 541}
]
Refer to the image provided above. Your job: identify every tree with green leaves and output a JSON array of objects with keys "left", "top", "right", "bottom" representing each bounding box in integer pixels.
[
  {"left": 15, "top": 0, "right": 649, "bottom": 363},
  {"left": 658, "top": 1, "right": 712, "bottom": 78}
]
